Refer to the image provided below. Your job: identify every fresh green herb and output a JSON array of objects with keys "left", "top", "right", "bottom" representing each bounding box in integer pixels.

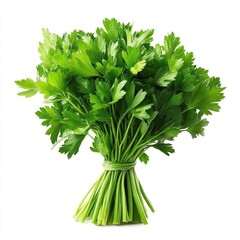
[{"left": 16, "top": 18, "right": 225, "bottom": 225}]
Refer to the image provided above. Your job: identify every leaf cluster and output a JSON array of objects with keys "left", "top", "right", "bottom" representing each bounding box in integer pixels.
[{"left": 16, "top": 19, "right": 225, "bottom": 162}]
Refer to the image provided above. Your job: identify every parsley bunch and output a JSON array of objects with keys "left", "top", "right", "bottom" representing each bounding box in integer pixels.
[{"left": 16, "top": 18, "right": 224, "bottom": 225}]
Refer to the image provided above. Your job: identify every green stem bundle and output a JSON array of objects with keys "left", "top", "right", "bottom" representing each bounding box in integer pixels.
[{"left": 74, "top": 167, "right": 154, "bottom": 225}]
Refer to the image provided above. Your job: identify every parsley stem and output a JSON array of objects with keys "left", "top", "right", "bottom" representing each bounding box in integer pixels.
[
  {"left": 74, "top": 168, "right": 153, "bottom": 225},
  {"left": 117, "top": 114, "right": 134, "bottom": 161},
  {"left": 63, "top": 96, "right": 84, "bottom": 115},
  {"left": 67, "top": 92, "right": 88, "bottom": 113}
]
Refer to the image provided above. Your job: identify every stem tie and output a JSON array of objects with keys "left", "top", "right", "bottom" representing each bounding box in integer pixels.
[{"left": 103, "top": 161, "right": 136, "bottom": 171}]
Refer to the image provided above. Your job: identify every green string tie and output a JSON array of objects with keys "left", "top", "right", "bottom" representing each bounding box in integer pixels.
[{"left": 103, "top": 161, "right": 136, "bottom": 171}]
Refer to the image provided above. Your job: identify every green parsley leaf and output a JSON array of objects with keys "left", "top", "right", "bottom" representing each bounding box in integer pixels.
[
  {"left": 59, "top": 134, "right": 85, "bottom": 159},
  {"left": 185, "top": 78, "right": 225, "bottom": 115},
  {"left": 130, "top": 60, "right": 146, "bottom": 75},
  {"left": 75, "top": 77, "right": 95, "bottom": 94},
  {"left": 127, "top": 89, "right": 147, "bottom": 111},
  {"left": 153, "top": 143, "right": 175, "bottom": 156},
  {"left": 139, "top": 153, "right": 149, "bottom": 164},
  {"left": 122, "top": 46, "right": 141, "bottom": 68},
  {"left": 90, "top": 94, "right": 107, "bottom": 110},
  {"left": 36, "top": 105, "right": 63, "bottom": 143},
  {"left": 62, "top": 110, "right": 89, "bottom": 134},
  {"left": 91, "top": 136, "right": 109, "bottom": 156},
  {"left": 132, "top": 104, "right": 153, "bottom": 120},
  {"left": 15, "top": 78, "right": 38, "bottom": 97},
  {"left": 110, "top": 79, "right": 127, "bottom": 104},
  {"left": 46, "top": 70, "right": 66, "bottom": 91}
]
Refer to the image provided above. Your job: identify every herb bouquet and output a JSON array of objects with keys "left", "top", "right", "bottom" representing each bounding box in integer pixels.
[{"left": 16, "top": 19, "right": 224, "bottom": 225}]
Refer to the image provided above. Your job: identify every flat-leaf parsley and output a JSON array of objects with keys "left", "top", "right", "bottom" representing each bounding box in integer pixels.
[{"left": 16, "top": 19, "right": 225, "bottom": 225}]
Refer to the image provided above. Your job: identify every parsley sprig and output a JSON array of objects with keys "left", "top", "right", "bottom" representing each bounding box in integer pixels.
[{"left": 16, "top": 18, "right": 224, "bottom": 225}]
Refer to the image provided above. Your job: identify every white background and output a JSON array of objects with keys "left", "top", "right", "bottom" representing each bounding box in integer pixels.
[{"left": 0, "top": 0, "right": 240, "bottom": 239}]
